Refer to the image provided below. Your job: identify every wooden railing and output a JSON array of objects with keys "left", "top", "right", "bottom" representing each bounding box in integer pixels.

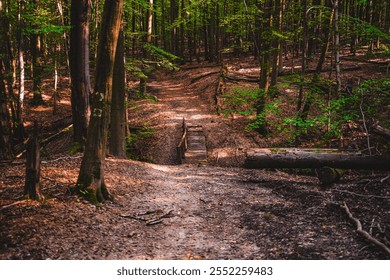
[{"left": 176, "top": 118, "right": 188, "bottom": 164}]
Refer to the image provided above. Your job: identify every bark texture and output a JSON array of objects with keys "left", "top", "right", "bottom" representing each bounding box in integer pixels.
[
  {"left": 76, "top": 0, "right": 124, "bottom": 203},
  {"left": 69, "top": 0, "right": 91, "bottom": 149},
  {"left": 24, "top": 121, "right": 44, "bottom": 201},
  {"left": 245, "top": 148, "right": 390, "bottom": 170}
]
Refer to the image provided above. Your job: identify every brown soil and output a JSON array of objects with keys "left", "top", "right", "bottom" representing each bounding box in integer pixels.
[{"left": 0, "top": 55, "right": 389, "bottom": 260}]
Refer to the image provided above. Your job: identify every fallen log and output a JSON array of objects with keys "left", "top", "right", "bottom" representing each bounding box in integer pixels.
[
  {"left": 245, "top": 148, "right": 390, "bottom": 170},
  {"left": 224, "top": 66, "right": 363, "bottom": 83},
  {"left": 372, "top": 124, "right": 390, "bottom": 140},
  {"left": 190, "top": 71, "right": 219, "bottom": 83}
]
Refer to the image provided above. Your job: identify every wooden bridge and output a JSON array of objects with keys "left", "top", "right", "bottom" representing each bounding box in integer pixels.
[{"left": 177, "top": 118, "right": 207, "bottom": 164}]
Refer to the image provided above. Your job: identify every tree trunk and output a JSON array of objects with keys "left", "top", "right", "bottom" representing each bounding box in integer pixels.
[
  {"left": 334, "top": 0, "right": 342, "bottom": 95},
  {"left": 0, "top": 67, "right": 14, "bottom": 160},
  {"left": 271, "top": 0, "right": 282, "bottom": 87},
  {"left": 30, "top": 0, "right": 44, "bottom": 105},
  {"left": 0, "top": 1, "right": 14, "bottom": 160},
  {"left": 256, "top": 0, "right": 273, "bottom": 135},
  {"left": 109, "top": 27, "right": 127, "bottom": 158},
  {"left": 24, "top": 121, "right": 44, "bottom": 201},
  {"left": 16, "top": 0, "right": 25, "bottom": 142},
  {"left": 170, "top": 0, "right": 179, "bottom": 55},
  {"left": 316, "top": 1, "right": 333, "bottom": 74},
  {"left": 147, "top": 0, "right": 153, "bottom": 44},
  {"left": 69, "top": 0, "right": 91, "bottom": 150},
  {"left": 245, "top": 148, "right": 390, "bottom": 170},
  {"left": 76, "top": 0, "right": 123, "bottom": 204}
]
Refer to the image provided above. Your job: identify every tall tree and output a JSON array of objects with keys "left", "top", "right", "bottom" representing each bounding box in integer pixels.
[
  {"left": 30, "top": 0, "right": 45, "bottom": 105},
  {"left": 256, "top": 0, "right": 273, "bottom": 134},
  {"left": 334, "top": 0, "right": 342, "bottom": 95},
  {"left": 69, "top": 0, "right": 91, "bottom": 150},
  {"left": 76, "top": 0, "right": 124, "bottom": 203},
  {"left": 0, "top": 0, "right": 14, "bottom": 160},
  {"left": 109, "top": 25, "right": 127, "bottom": 158},
  {"left": 16, "top": 0, "right": 26, "bottom": 142}
]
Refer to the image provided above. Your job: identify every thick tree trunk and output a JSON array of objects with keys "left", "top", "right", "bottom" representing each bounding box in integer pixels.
[
  {"left": 24, "top": 121, "right": 44, "bottom": 201},
  {"left": 0, "top": 69, "right": 14, "bottom": 160},
  {"left": 0, "top": 1, "right": 14, "bottom": 160},
  {"left": 109, "top": 27, "right": 127, "bottom": 158},
  {"left": 245, "top": 148, "right": 390, "bottom": 170},
  {"left": 69, "top": 0, "right": 91, "bottom": 150},
  {"left": 76, "top": 0, "right": 123, "bottom": 203}
]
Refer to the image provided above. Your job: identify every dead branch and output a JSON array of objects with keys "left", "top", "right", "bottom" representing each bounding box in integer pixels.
[
  {"left": 120, "top": 209, "right": 174, "bottom": 226},
  {"left": 182, "top": 64, "right": 220, "bottom": 71},
  {"left": 225, "top": 74, "right": 259, "bottom": 83},
  {"left": 341, "top": 202, "right": 390, "bottom": 257},
  {"left": 40, "top": 124, "right": 73, "bottom": 146},
  {"left": 279, "top": 66, "right": 362, "bottom": 76},
  {"left": 372, "top": 124, "right": 390, "bottom": 140},
  {"left": 333, "top": 189, "right": 390, "bottom": 200},
  {"left": 190, "top": 71, "right": 219, "bottom": 83},
  {"left": 342, "top": 56, "right": 390, "bottom": 66},
  {"left": 380, "top": 175, "right": 390, "bottom": 183},
  {"left": 0, "top": 201, "right": 24, "bottom": 211},
  {"left": 41, "top": 155, "right": 83, "bottom": 164},
  {"left": 360, "top": 96, "right": 372, "bottom": 155}
]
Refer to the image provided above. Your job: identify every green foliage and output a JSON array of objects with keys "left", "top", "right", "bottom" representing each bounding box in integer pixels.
[
  {"left": 70, "top": 142, "right": 82, "bottom": 155},
  {"left": 23, "top": 1, "right": 70, "bottom": 36},
  {"left": 283, "top": 77, "right": 390, "bottom": 143},
  {"left": 143, "top": 43, "right": 181, "bottom": 70},
  {"left": 246, "top": 101, "right": 280, "bottom": 132},
  {"left": 221, "top": 86, "right": 260, "bottom": 117},
  {"left": 126, "top": 124, "right": 155, "bottom": 161}
]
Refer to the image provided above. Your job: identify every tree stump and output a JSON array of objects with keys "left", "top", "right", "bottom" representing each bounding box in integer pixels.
[
  {"left": 24, "top": 121, "right": 44, "bottom": 201},
  {"left": 315, "top": 167, "right": 343, "bottom": 188}
]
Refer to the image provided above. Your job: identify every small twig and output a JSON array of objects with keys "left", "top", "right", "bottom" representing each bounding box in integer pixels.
[
  {"left": 369, "top": 218, "right": 376, "bottom": 236},
  {"left": 120, "top": 209, "right": 174, "bottom": 226},
  {"left": 333, "top": 189, "right": 390, "bottom": 200},
  {"left": 380, "top": 175, "right": 390, "bottom": 183},
  {"left": 359, "top": 95, "right": 372, "bottom": 156},
  {"left": 341, "top": 202, "right": 390, "bottom": 256},
  {"left": 0, "top": 201, "right": 24, "bottom": 211}
]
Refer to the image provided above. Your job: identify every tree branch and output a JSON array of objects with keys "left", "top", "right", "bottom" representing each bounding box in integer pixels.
[{"left": 341, "top": 202, "right": 390, "bottom": 257}]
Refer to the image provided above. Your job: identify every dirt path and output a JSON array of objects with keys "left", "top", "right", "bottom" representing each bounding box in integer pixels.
[{"left": 1, "top": 65, "right": 389, "bottom": 260}]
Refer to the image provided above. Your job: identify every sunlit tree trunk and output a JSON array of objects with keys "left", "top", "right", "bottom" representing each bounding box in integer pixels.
[
  {"left": 109, "top": 26, "right": 126, "bottom": 158},
  {"left": 76, "top": 0, "right": 123, "bottom": 203},
  {"left": 16, "top": 0, "right": 25, "bottom": 142},
  {"left": 147, "top": 0, "right": 154, "bottom": 44}
]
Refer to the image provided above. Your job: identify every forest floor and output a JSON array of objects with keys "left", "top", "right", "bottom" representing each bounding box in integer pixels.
[{"left": 0, "top": 53, "right": 389, "bottom": 259}]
